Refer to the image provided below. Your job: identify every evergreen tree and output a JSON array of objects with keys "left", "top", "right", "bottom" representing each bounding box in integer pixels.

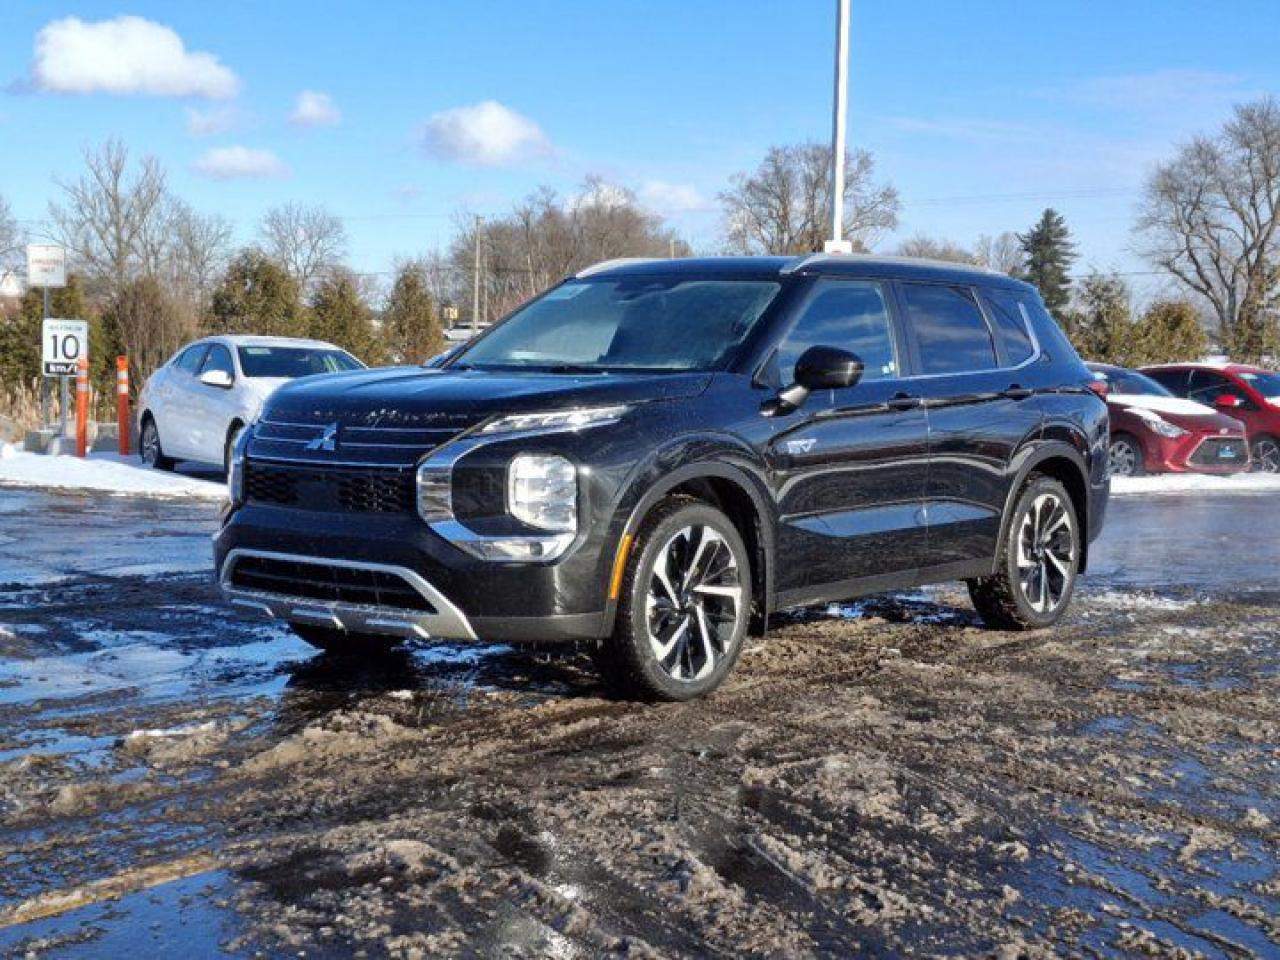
[
  {"left": 209, "top": 250, "right": 308, "bottom": 338},
  {"left": 308, "top": 270, "right": 385, "bottom": 365},
  {"left": 1130, "top": 299, "right": 1209, "bottom": 365},
  {"left": 383, "top": 260, "right": 443, "bottom": 364},
  {"left": 1072, "top": 273, "right": 1132, "bottom": 363},
  {"left": 1018, "top": 209, "right": 1077, "bottom": 319}
]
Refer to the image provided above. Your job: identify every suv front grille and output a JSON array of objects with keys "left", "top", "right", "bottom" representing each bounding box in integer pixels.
[
  {"left": 1189, "top": 437, "right": 1247, "bottom": 467},
  {"left": 246, "top": 462, "right": 415, "bottom": 514},
  {"left": 227, "top": 554, "right": 436, "bottom": 612}
]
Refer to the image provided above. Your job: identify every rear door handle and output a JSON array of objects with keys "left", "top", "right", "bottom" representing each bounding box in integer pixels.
[
  {"left": 1002, "top": 384, "right": 1034, "bottom": 400},
  {"left": 887, "top": 392, "right": 922, "bottom": 411}
]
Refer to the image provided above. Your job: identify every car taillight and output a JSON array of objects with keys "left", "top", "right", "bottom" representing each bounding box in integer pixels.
[{"left": 1086, "top": 379, "right": 1109, "bottom": 398}]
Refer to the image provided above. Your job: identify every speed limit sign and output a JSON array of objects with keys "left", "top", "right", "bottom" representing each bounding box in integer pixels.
[{"left": 42, "top": 319, "right": 89, "bottom": 376}]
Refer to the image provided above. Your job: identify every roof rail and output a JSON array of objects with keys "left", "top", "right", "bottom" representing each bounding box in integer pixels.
[
  {"left": 781, "top": 252, "right": 1001, "bottom": 276},
  {"left": 572, "top": 257, "right": 662, "bottom": 279}
]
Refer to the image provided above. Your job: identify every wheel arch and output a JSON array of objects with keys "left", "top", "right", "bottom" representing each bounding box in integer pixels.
[
  {"left": 997, "top": 441, "right": 1093, "bottom": 574},
  {"left": 602, "top": 455, "right": 776, "bottom": 639}
]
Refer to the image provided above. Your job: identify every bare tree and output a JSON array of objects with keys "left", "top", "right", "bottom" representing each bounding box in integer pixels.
[
  {"left": 1136, "top": 97, "right": 1280, "bottom": 358},
  {"left": 895, "top": 233, "right": 978, "bottom": 264},
  {"left": 48, "top": 139, "right": 169, "bottom": 298},
  {"left": 260, "top": 202, "right": 347, "bottom": 290},
  {"left": 0, "top": 195, "right": 22, "bottom": 285},
  {"left": 974, "top": 231, "right": 1023, "bottom": 275},
  {"left": 719, "top": 143, "right": 899, "bottom": 255},
  {"left": 167, "top": 201, "right": 233, "bottom": 315}
]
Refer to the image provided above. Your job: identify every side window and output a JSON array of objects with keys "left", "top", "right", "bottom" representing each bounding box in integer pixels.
[
  {"left": 1189, "top": 370, "right": 1252, "bottom": 408},
  {"left": 980, "top": 288, "right": 1036, "bottom": 365},
  {"left": 901, "top": 283, "right": 997, "bottom": 375},
  {"left": 775, "top": 281, "right": 898, "bottom": 384},
  {"left": 1144, "top": 369, "right": 1189, "bottom": 395},
  {"left": 200, "top": 344, "right": 235, "bottom": 379},
  {"left": 176, "top": 345, "right": 208, "bottom": 374}
]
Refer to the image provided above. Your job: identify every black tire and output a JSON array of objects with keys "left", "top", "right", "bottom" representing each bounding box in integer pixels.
[
  {"left": 594, "top": 497, "right": 752, "bottom": 702},
  {"left": 967, "top": 475, "right": 1081, "bottom": 631},
  {"left": 139, "top": 415, "right": 176, "bottom": 471},
  {"left": 1250, "top": 435, "right": 1280, "bottom": 474},
  {"left": 1108, "top": 433, "right": 1144, "bottom": 477},
  {"left": 289, "top": 623, "right": 401, "bottom": 656}
]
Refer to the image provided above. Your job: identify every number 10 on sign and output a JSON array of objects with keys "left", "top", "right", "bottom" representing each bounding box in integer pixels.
[{"left": 42, "top": 319, "right": 89, "bottom": 377}]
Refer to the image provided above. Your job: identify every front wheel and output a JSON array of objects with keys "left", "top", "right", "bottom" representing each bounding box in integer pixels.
[
  {"left": 967, "top": 475, "right": 1081, "bottom": 630},
  {"left": 594, "top": 498, "right": 752, "bottom": 701},
  {"left": 1108, "top": 434, "right": 1144, "bottom": 477},
  {"left": 290, "top": 623, "right": 401, "bottom": 656},
  {"left": 1250, "top": 435, "right": 1280, "bottom": 473}
]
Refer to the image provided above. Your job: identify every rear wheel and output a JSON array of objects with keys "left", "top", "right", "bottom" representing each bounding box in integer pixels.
[
  {"left": 968, "top": 475, "right": 1081, "bottom": 630},
  {"left": 290, "top": 623, "right": 401, "bottom": 656},
  {"left": 1250, "top": 435, "right": 1280, "bottom": 473},
  {"left": 594, "top": 498, "right": 751, "bottom": 701},
  {"left": 1108, "top": 433, "right": 1144, "bottom": 477},
  {"left": 140, "top": 416, "right": 176, "bottom": 471}
]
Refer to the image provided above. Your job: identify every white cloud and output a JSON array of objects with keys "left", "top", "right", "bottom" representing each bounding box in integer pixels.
[
  {"left": 185, "top": 105, "right": 239, "bottom": 137},
  {"left": 640, "top": 179, "right": 709, "bottom": 212},
  {"left": 290, "top": 90, "right": 340, "bottom": 128},
  {"left": 420, "top": 100, "right": 550, "bottom": 167},
  {"left": 30, "top": 15, "right": 239, "bottom": 99},
  {"left": 193, "top": 146, "right": 288, "bottom": 180}
]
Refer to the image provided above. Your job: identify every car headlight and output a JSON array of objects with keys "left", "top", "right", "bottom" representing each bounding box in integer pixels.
[
  {"left": 508, "top": 454, "right": 577, "bottom": 532},
  {"left": 1136, "top": 411, "right": 1188, "bottom": 439},
  {"left": 228, "top": 427, "right": 252, "bottom": 505},
  {"left": 479, "top": 405, "right": 628, "bottom": 436}
]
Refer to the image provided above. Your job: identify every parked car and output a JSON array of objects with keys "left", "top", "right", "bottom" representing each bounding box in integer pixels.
[
  {"left": 215, "top": 255, "right": 1109, "bottom": 700},
  {"left": 1141, "top": 362, "right": 1280, "bottom": 473},
  {"left": 1086, "top": 363, "right": 1249, "bottom": 476},
  {"left": 138, "top": 335, "right": 364, "bottom": 472}
]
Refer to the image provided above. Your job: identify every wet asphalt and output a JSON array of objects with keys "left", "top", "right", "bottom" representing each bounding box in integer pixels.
[{"left": 0, "top": 486, "right": 1276, "bottom": 957}]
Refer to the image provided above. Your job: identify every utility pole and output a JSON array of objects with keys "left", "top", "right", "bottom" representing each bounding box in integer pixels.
[
  {"left": 825, "top": 0, "right": 854, "bottom": 255},
  {"left": 472, "top": 215, "right": 482, "bottom": 331}
]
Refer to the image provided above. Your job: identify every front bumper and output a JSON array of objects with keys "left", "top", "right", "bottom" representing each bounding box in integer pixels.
[
  {"left": 214, "top": 502, "right": 610, "bottom": 645},
  {"left": 1147, "top": 431, "right": 1250, "bottom": 474}
]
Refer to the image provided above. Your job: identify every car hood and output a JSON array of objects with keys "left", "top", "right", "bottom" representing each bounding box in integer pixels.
[
  {"left": 261, "top": 366, "right": 713, "bottom": 428},
  {"left": 1109, "top": 393, "right": 1243, "bottom": 432}
]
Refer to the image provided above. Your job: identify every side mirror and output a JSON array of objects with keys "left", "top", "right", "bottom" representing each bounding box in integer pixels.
[
  {"left": 1214, "top": 393, "right": 1241, "bottom": 409},
  {"left": 200, "top": 369, "right": 234, "bottom": 389},
  {"left": 764, "top": 345, "right": 863, "bottom": 416}
]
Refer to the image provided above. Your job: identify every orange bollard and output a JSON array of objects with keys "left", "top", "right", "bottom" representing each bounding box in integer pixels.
[
  {"left": 116, "top": 357, "right": 130, "bottom": 456},
  {"left": 76, "top": 356, "right": 89, "bottom": 458}
]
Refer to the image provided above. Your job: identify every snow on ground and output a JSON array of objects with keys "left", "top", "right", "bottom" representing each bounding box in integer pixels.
[
  {"left": 0, "top": 444, "right": 225, "bottom": 500},
  {"left": 1110, "top": 471, "right": 1280, "bottom": 496}
]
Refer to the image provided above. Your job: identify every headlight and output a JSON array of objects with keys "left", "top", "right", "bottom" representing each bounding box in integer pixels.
[
  {"left": 480, "top": 405, "right": 628, "bottom": 436},
  {"left": 508, "top": 454, "right": 577, "bottom": 532},
  {"left": 228, "top": 426, "right": 252, "bottom": 505},
  {"left": 1136, "top": 411, "right": 1187, "bottom": 439}
]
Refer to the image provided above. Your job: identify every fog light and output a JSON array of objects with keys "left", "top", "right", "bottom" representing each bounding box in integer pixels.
[{"left": 508, "top": 454, "right": 577, "bottom": 532}]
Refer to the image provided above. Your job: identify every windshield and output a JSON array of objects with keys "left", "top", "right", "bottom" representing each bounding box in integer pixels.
[
  {"left": 452, "top": 278, "right": 781, "bottom": 372},
  {"left": 237, "top": 346, "right": 363, "bottom": 378},
  {"left": 1237, "top": 369, "right": 1280, "bottom": 400},
  {"left": 1095, "top": 368, "right": 1173, "bottom": 397}
]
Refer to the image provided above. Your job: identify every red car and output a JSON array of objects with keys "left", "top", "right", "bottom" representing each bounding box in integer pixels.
[
  {"left": 1086, "top": 363, "right": 1249, "bottom": 477},
  {"left": 1141, "top": 362, "right": 1280, "bottom": 473}
]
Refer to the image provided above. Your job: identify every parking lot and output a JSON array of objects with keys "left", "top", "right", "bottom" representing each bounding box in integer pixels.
[{"left": 0, "top": 485, "right": 1275, "bottom": 957}]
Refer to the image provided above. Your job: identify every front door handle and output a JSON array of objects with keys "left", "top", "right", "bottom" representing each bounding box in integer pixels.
[
  {"left": 887, "top": 392, "right": 922, "bottom": 411},
  {"left": 1002, "top": 384, "right": 1034, "bottom": 400}
]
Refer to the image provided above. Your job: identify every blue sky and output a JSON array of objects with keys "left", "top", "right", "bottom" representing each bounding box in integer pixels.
[{"left": 3, "top": 1, "right": 1278, "bottom": 295}]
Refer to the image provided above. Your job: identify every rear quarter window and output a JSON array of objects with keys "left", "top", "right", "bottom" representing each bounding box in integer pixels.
[{"left": 979, "top": 288, "right": 1036, "bottom": 365}]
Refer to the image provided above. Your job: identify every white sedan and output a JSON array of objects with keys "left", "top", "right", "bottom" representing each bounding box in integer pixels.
[{"left": 137, "top": 335, "right": 364, "bottom": 471}]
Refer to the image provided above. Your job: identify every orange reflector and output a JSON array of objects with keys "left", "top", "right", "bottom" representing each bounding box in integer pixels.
[{"left": 608, "top": 533, "right": 634, "bottom": 601}]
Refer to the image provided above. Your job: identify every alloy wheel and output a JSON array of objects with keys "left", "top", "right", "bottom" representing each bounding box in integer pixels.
[
  {"left": 1108, "top": 438, "right": 1138, "bottom": 477},
  {"left": 645, "top": 524, "right": 743, "bottom": 682},
  {"left": 1015, "top": 492, "right": 1076, "bottom": 614},
  {"left": 142, "top": 422, "right": 160, "bottom": 466},
  {"left": 1252, "top": 438, "right": 1280, "bottom": 474}
]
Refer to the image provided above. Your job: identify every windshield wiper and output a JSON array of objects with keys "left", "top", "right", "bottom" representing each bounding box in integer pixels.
[{"left": 541, "top": 363, "right": 608, "bottom": 375}]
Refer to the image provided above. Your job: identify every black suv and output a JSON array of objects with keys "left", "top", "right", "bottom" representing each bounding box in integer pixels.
[{"left": 216, "top": 255, "right": 1109, "bottom": 700}]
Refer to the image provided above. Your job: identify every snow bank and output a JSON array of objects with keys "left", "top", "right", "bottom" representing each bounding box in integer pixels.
[
  {"left": 0, "top": 446, "right": 225, "bottom": 500},
  {"left": 1110, "top": 472, "right": 1280, "bottom": 497}
]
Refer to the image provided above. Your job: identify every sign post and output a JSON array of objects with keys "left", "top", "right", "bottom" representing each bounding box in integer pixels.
[{"left": 28, "top": 245, "right": 68, "bottom": 431}]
